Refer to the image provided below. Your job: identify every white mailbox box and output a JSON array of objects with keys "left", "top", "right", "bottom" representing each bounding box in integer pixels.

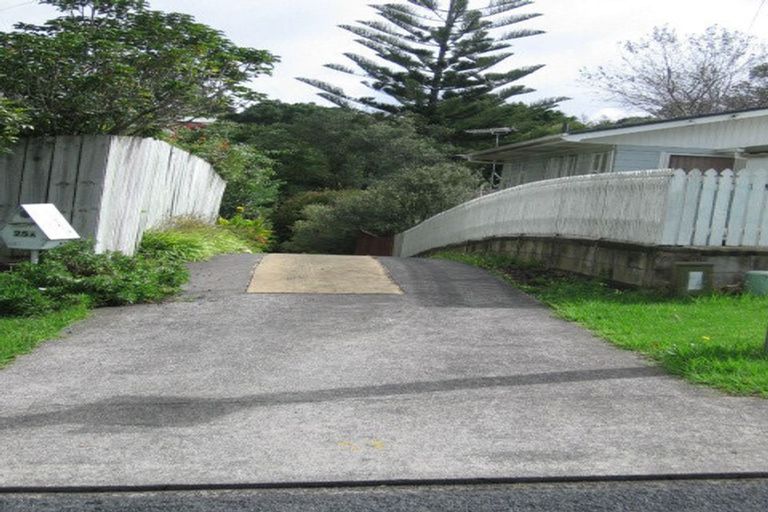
[{"left": 1, "top": 204, "right": 80, "bottom": 262}]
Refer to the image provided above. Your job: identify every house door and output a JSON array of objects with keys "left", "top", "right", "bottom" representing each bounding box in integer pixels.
[{"left": 668, "top": 155, "right": 735, "bottom": 171}]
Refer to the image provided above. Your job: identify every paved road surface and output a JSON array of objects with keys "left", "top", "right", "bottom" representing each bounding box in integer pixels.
[
  {"left": 3, "top": 478, "right": 768, "bottom": 511},
  {"left": 0, "top": 254, "right": 766, "bottom": 489}
]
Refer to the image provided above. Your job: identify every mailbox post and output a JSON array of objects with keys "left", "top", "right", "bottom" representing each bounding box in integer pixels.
[{"left": 1, "top": 204, "right": 80, "bottom": 263}]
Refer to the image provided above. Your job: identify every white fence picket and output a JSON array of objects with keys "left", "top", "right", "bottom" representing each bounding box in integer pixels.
[
  {"left": 726, "top": 169, "right": 751, "bottom": 246},
  {"left": 709, "top": 169, "right": 733, "bottom": 246},
  {"left": 676, "top": 169, "right": 703, "bottom": 246},
  {"left": 693, "top": 169, "right": 718, "bottom": 246},
  {"left": 660, "top": 169, "right": 687, "bottom": 245},
  {"left": 742, "top": 168, "right": 768, "bottom": 246}
]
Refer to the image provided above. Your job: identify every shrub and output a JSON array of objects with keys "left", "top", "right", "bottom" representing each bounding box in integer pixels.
[
  {"left": 217, "top": 213, "right": 272, "bottom": 251},
  {"left": 284, "top": 162, "right": 479, "bottom": 253},
  {"left": 13, "top": 241, "right": 189, "bottom": 308},
  {"left": 272, "top": 190, "right": 344, "bottom": 243},
  {"left": 0, "top": 272, "right": 53, "bottom": 317}
]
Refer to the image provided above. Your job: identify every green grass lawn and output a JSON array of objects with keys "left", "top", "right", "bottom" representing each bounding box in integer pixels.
[
  {"left": 433, "top": 251, "right": 768, "bottom": 397},
  {"left": 0, "top": 303, "right": 89, "bottom": 368}
]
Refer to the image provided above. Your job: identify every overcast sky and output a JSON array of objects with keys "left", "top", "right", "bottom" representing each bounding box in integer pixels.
[{"left": 2, "top": 0, "right": 768, "bottom": 120}]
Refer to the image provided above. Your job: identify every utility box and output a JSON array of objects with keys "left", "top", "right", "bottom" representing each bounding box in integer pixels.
[
  {"left": 745, "top": 271, "right": 768, "bottom": 296},
  {"left": 673, "top": 262, "right": 714, "bottom": 297},
  {"left": 1, "top": 204, "right": 79, "bottom": 261}
]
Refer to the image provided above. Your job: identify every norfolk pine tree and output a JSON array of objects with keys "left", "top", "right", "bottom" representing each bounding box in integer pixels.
[{"left": 298, "top": 0, "right": 557, "bottom": 130}]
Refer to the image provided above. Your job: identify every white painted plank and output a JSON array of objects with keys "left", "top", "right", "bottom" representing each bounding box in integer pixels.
[
  {"left": 47, "top": 136, "right": 83, "bottom": 222},
  {"left": 693, "top": 169, "right": 718, "bottom": 246},
  {"left": 725, "top": 169, "right": 752, "bottom": 246},
  {"left": 19, "top": 137, "right": 54, "bottom": 203},
  {"left": 676, "top": 169, "right": 703, "bottom": 246},
  {"left": 660, "top": 169, "right": 687, "bottom": 245},
  {"left": 741, "top": 168, "right": 768, "bottom": 246},
  {"left": 708, "top": 169, "right": 733, "bottom": 246},
  {"left": 0, "top": 139, "right": 27, "bottom": 224},
  {"left": 71, "top": 135, "right": 111, "bottom": 241}
]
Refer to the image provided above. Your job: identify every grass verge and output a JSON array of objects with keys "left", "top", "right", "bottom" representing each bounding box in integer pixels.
[
  {"left": 0, "top": 302, "right": 89, "bottom": 368},
  {"left": 433, "top": 250, "right": 768, "bottom": 398}
]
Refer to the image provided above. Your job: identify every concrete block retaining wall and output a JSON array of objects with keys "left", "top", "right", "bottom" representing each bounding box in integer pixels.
[{"left": 423, "top": 236, "right": 768, "bottom": 290}]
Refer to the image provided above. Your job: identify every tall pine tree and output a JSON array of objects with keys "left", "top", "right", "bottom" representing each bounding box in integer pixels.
[{"left": 298, "top": 0, "right": 551, "bottom": 128}]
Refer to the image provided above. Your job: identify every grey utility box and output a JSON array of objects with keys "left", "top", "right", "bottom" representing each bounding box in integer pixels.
[
  {"left": 1, "top": 204, "right": 79, "bottom": 261},
  {"left": 672, "top": 262, "right": 714, "bottom": 297}
]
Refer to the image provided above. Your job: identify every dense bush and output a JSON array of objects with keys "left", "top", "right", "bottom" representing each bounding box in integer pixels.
[
  {"left": 284, "top": 162, "right": 480, "bottom": 254},
  {"left": 272, "top": 190, "right": 348, "bottom": 243},
  {"left": 0, "top": 272, "right": 53, "bottom": 317},
  {"left": 10, "top": 241, "right": 188, "bottom": 310}
]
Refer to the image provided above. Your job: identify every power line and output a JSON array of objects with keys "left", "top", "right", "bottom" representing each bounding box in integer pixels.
[
  {"left": 748, "top": 0, "right": 768, "bottom": 33},
  {"left": 0, "top": 1, "right": 35, "bottom": 14}
]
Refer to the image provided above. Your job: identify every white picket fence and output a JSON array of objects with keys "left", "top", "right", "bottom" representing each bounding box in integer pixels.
[
  {"left": 1, "top": 136, "right": 225, "bottom": 255},
  {"left": 396, "top": 168, "right": 768, "bottom": 257}
]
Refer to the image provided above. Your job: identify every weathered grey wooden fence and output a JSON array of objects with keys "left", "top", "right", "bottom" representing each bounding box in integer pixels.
[
  {"left": 395, "top": 168, "right": 768, "bottom": 257},
  {"left": 1, "top": 136, "right": 225, "bottom": 256}
]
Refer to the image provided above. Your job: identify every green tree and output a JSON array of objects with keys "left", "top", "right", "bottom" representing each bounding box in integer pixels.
[
  {"left": 298, "top": 0, "right": 551, "bottom": 126},
  {"left": 231, "top": 101, "right": 452, "bottom": 195},
  {"left": 0, "top": 0, "right": 276, "bottom": 136},
  {"left": 0, "top": 98, "right": 29, "bottom": 153}
]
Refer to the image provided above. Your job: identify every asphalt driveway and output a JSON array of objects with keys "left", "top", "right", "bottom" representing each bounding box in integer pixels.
[{"left": 0, "top": 254, "right": 766, "bottom": 487}]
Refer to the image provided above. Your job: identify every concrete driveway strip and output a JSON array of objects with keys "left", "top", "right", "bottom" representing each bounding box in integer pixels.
[
  {"left": 247, "top": 254, "right": 402, "bottom": 294},
  {"left": 0, "top": 253, "right": 766, "bottom": 487}
]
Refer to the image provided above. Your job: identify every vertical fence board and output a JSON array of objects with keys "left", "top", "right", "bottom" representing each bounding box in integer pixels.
[
  {"left": 742, "top": 169, "right": 768, "bottom": 246},
  {"left": 726, "top": 169, "right": 751, "bottom": 246},
  {"left": 660, "top": 169, "right": 687, "bottom": 245},
  {"left": 47, "top": 136, "right": 83, "bottom": 222},
  {"left": 71, "top": 135, "right": 111, "bottom": 239},
  {"left": 709, "top": 169, "right": 733, "bottom": 246},
  {"left": 18, "top": 137, "right": 54, "bottom": 203},
  {"left": 693, "top": 169, "right": 718, "bottom": 246},
  {"left": 0, "top": 139, "right": 27, "bottom": 223},
  {"left": 676, "top": 169, "right": 703, "bottom": 246}
]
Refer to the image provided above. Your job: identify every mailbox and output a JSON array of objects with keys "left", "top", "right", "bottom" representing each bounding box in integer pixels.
[{"left": 1, "top": 204, "right": 80, "bottom": 262}]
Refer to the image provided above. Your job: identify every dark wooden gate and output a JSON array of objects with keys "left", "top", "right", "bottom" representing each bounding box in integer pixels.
[{"left": 354, "top": 230, "right": 394, "bottom": 256}]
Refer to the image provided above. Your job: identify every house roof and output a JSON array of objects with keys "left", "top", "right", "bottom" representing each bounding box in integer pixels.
[{"left": 467, "top": 107, "right": 768, "bottom": 163}]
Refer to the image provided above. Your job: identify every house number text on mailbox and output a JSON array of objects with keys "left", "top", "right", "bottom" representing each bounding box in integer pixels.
[{"left": 1, "top": 204, "right": 79, "bottom": 253}]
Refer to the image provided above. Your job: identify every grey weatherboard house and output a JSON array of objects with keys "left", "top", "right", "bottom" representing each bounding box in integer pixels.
[{"left": 467, "top": 107, "right": 768, "bottom": 188}]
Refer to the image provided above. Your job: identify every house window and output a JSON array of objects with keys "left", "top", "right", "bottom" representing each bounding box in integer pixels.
[
  {"left": 591, "top": 152, "right": 612, "bottom": 173},
  {"left": 667, "top": 155, "right": 735, "bottom": 171},
  {"left": 564, "top": 155, "right": 578, "bottom": 176},
  {"left": 547, "top": 154, "right": 578, "bottom": 178}
]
